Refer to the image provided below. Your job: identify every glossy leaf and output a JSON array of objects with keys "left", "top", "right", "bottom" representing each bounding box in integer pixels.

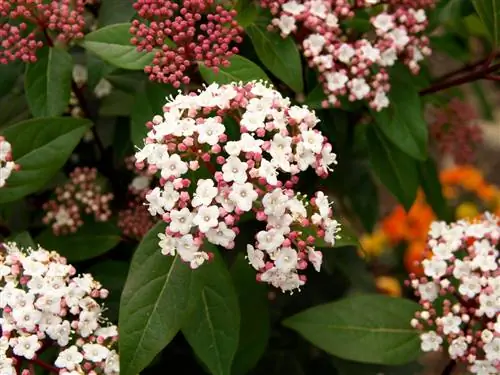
[
  {"left": 130, "top": 81, "right": 175, "bottom": 146},
  {"left": 372, "top": 66, "right": 428, "bottom": 161},
  {"left": 231, "top": 254, "right": 270, "bottom": 375},
  {"left": 199, "top": 55, "right": 270, "bottom": 85},
  {"left": 25, "top": 47, "right": 73, "bottom": 117},
  {"left": 235, "top": 0, "right": 260, "bottom": 27},
  {"left": 0, "top": 117, "right": 90, "bottom": 204},
  {"left": 182, "top": 245, "right": 240, "bottom": 375},
  {"left": 418, "top": 158, "right": 452, "bottom": 222},
  {"left": 283, "top": 295, "right": 421, "bottom": 365},
  {"left": 247, "top": 23, "right": 303, "bottom": 92},
  {"left": 9, "top": 231, "right": 36, "bottom": 248},
  {"left": 98, "top": 0, "right": 135, "bottom": 27},
  {"left": 36, "top": 221, "right": 120, "bottom": 262},
  {"left": 0, "top": 62, "right": 22, "bottom": 97},
  {"left": 366, "top": 126, "right": 419, "bottom": 211},
  {"left": 82, "top": 23, "right": 156, "bottom": 70},
  {"left": 119, "top": 223, "right": 192, "bottom": 375},
  {"left": 472, "top": 0, "right": 500, "bottom": 45}
]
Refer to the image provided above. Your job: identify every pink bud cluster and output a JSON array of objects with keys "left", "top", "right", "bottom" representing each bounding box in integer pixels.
[
  {"left": 0, "top": 0, "right": 88, "bottom": 64},
  {"left": 0, "top": 241, "right": 119, "bottom": 375},
  {"left": 42, "top": 167, "right": 114, "bottom": 235},
  {"left": 0, "top": 137, "right": 19, "bottom": 188},
  {"left": 409, "top": 214, "right": 500, "bottom": 375},
  {"left": 261, "top": 0, "right": 434, "bottom": 110},
  {"left": 129, "top": 0, "right": 243, "bottom": 88},
  {"left": 118, "top": 156, "right": 156, "bottom": 240},
  {"left": 134, "top": 81, "right": 340, "bottom": 292},
  {"left": 429, "top": 98, "right": 483, "bottom": 165}
]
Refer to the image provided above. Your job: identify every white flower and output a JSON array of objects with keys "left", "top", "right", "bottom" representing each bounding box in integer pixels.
[
  {"left": 94, "top": 79, "right": 113, "bottom": 98},
  {"left": 372, "top": 91, "right": 389, "bottom": 111},
  {"left": 169, "top": 207, "right": 194, "bottom": 235},
  {"left": 275, "top": 248, "right": 298, "bottom": 273},
  {"left": 300, "top": 130, "right": 324, "bottom": 153},
  {"left": 420, "top": 331, "right": 442, "bottom": 352},
  {"left": 269, "top": 133, "right": 292, "bottom": 158},
  {"left": 449, "top": 337, "right": 468, "bottom": 359},
  {"left": 315, "top": 191, "right": 330, "bottom": 218},
  {"left": 275, "top": 14, "right": 296, "bottom": 36},
  {"left": 453, "top": 259, "right": 471, "bottom": 279},
  {"left": 325, "top": 72, "right": 348, "bottom": 92},
  {"left": 349, "top": 78, "right": 370, "bottom": 100},
  {"left": 282, "top": 0, "right": 305, "bottom": 15},
  {"left": 246, "top": 245, "right": 265, "bottom": 270},
  {"left": 307, "top": 248, "right": 323, "bottom": 272},
  {"left": 256, "top": 229, "right": 285, "bottom": 253},
  {"left": 477, "top": 294, "right": 498, "bottom": 318},
  {"left": 422, "top": 258, "right": 447, "bottom": 279},
  {"left": 192, "top": 179, "right": 218, "bottom": 207},
  {"left": 303, "top": 34, "right": 326, "bottom": 55},
  {"left": 258, "top": 159, "right": 278, "bottom": 186},
  {"left": 469, "top": 360, "right": 496, "bottom": 375},
  {"left": 206, "top": 222, "right": 236, "bottom": 247},
  {"left": 222, "top": 156, "right": 248, "bottom": 184},
  {"left": 159, "top": 154, "right": 188, "bottom": 179},
  {"left": 309, "top": 0, "right": 327, "bottom": 18},
  {"left": 193, "top": 205, "right": 220, "bottom": 233},
  {"left": 440, "top": 313, "right": 462, "bottom": 335},
  {"left": 162, "top": 182, "right": 180, "bottom": 210},
  {"left": 458, "top": 275, "right": 482, "bottom": 298},
  {"left": 11, "top": 335, "right": 41, "bottom": 359},
  {"left": 12, "top": 307, "right": 42, "bottom": 332},
  {"left": 176, "top": 234, "right": 200, "bottom": 261},
  {"left": 240, "top": 111, "right": 266, "bottom": 132},
  {"left": 262, "top": 189, "right": 289, "bottom": 217},
  {"left": 360, "top": 43, "right": 380, "bottom": 62},
  {"left": 224, "top": 141, "right": 242, "bottom": 156},
  {"left": 240, "top": 133, "right": 264, "bottom": 154},
  {"left": 484, "top": 337, "right": 500, "bottom": 361},
  {"left": 372, "top": 13, "right": 394, "bottom": 32},
  {"left": 197, "top": 118, "right": 225, "bottom": 145},
  {"left": 158, "top": 233, "right": 177, "bottom": 256},
  {"left": 229, "top": 183, "right": 258, "bottom": 212},
  {"left": 83, "top": 343, "right": 110, "bottom": 362},
  {"left": 337, "top": 44, "right": 355, "bottom": 64},
  {"left": 55, "top": 346, "right": 83, "bottom": 370},
  {"left": 417, "top": 282, "right": 438, "bottom": 302},
  {"left": 388, "top": 27, "right": 410, "bottom": 49},
  {"left": 104, "top": 350, "right": 120, "bottom": 375},
  {"left": 130, "top": 176, "right": 150, "bottom": 191}
]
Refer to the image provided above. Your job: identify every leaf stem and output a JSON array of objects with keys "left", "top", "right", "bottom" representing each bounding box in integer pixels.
[{"left": 29, "top": 358, "right": 59, "bottom": 373}]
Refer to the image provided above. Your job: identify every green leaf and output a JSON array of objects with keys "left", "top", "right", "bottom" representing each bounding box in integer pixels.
[
  {"left": 472, "top": 0, "right": 500, "bottom": 45},
  {"left": 0, "top": 117, "right": 90, "bottom": 204},
  {"left": 82, "top": 23, "right": 156, "bottom": 70},
  {"left": 305, "top": 84, "right": 361, "bottom": 111},
  {"left": 199, "top": 55, "right": 270, "bottom": 85},
  {"left": 119, "top": 223, "right": 192, "bottom": 375},
  {"left": 283, "top": 295, "right": 421, "bottom": 365},
  {"left": 366, "top": 126, "right": 419, "bottom": 211},
  {"left": 25, "top": 47, "right": 73, "bottom": 117},
  {"left": 0, "top": 93, "right": 30, "bottom": 130},
  {"left": 418, "top": 158, "right": 452, "bottom": 222},
  {"left": 332, "top": 357, "right": 422, "bottom": 375},
  {"left": 231, "top": 254, "right": 270, "bottom": 375},
  {"left": 88, "top": 260, "right": 129, "bottom": 322},
  {"left": 130, "top": 81, "right": 175, "bottom": 146},
  {"left": 9, "top": 231, "right": 36, "bottom": 249},
  {"left": 0, "top": 62, "right": 22, "bottom": 97},
  {"left": 182, "top": 245, "right": 240, "bottom": 375},
  {"left": 372, "top": 66, "right": 428, "bottom": 161},
  {"left": 99, "top": 90, "right": 135, "bottom": 117},
  {"left": 98, "top": 0, "right": 135, "bottom": 27},
  {"left": 235, "top": 0, "right": 260, "bottom": 27},
  {"left": 36, "top": 221, "right": 120, "bottom": 262},
  {"left": 86, "top": 53, "right": 116, "bottom": 90},
  {"left": 246, "top": 23, "right": 303, "bottom": 92}
]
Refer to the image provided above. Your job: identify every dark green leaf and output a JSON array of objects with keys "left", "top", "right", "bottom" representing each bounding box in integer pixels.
[
  {"left": 332, "top": 357, "right": 422, "bottom": 375},
  {"left": 0, "top": 117, "right": 90, "bottom": 204},
  {"left": 25, "top": 47, "right": 73, "bottom": 117},
  {"left": 0, "top": 62, "right": 22, "bottom": 97},
  {"left": 418, "top": 158, "right": 452, "bottom": 222},
  {"left": 199, "top": 55, "right": 270, "bottom": 85},
  {"left": 99, "top": 90, "right": 135, "bottom": 117},
  {"left": 472, "top": 0, "right": 500, "bottom": 45},
  {"left": 182, "top": 245, "right": 240, "bottom": 375},
  {"left": 231, "top": 254, "right": 269, "bottom": 375},
  {"left": 0, "top": 93, "right": 30, "bottom": 130},
  {"left": 36, "top": 221, "right": 120, "bottom": 262},
  {"left": 235, "top": 0, "right": 260, "bottom": 27},
  {"left": 86, "top": 53, "right": 116, "bottom": 90},
  {"left": 119, "top": 223, "right": 192, "bottom": 375},
  {"left": 82, "top": 23, "right": 156, "bottom": 70},
  {"left": 130, "top": 81, "right": 175, "bottom": 146},
  {"left": 366, "top": 126, "right": 419, "bottom": 211},
  {"left": 247, "top": 23, "right": 303, "bottom": 92},
  {"left": 88, "top": 260, "right": 129, "bottom": 322},
  {"left": 283, "top": 295, "right": 421, "bottom": 365},
  {"left": 372, "top": 66, "right": 428, "bottom": 160},
  {"left": 98, "top": 0, "right": 135, "bottom": 27},
  {"left": 9, "top": 231, "right": 36, "bottom": 249}
]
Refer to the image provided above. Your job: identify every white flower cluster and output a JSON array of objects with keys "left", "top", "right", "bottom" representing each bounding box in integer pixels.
[
  {"left": 134, "top": 81, "right": 340, "bottom": 292},
  {"left": 0, "top": 242, "right": 119, "bottom": 375},
  {"left": 265, "top": 0, "right": 432, "bottom": 110},
  {"left": 0, "top": 137, "right": 17, "bottom": 188},
  {"left": 410, "top": 213, "right": 500, "bottom": 375}
]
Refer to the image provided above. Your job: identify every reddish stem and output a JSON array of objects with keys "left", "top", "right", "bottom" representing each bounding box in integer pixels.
[{"left": 29, "top": 358, "right": 59, "bottom": 373}]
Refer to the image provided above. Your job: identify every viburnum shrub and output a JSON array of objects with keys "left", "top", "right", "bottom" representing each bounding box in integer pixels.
[{"left": 1, "top": 0, "right": 500, "bottom": 374}]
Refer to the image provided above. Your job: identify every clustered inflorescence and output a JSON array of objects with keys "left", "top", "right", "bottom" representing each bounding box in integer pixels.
[
  {"left": 0, "top": 0, "right": 88, "bottom": 64},
  {"left": 409, "top": 214, "right": 500, "bottom": 375},
  {"left": 429, "top": 98, "right": 483, "bottom": 165},
  {"left": 134, "top": 81, "right": 340, "bottom": 292},
  {"left": 0, "top": 137, "right": 18, "bottom": 188},
  {"left": 43, "top": 167, "right": 113, "bottom": 235},
  {"left": 261, "top": 0, "right": 434, "bottom": 110},
  {"left": 118, "top": 157, "right": 156, "bottom": 240},
  {"left": 130, "top": 0, "right": 243, "bottom": 87},
  {"left": 0, "top": 241, "right": 119, "bottom": 374}
]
